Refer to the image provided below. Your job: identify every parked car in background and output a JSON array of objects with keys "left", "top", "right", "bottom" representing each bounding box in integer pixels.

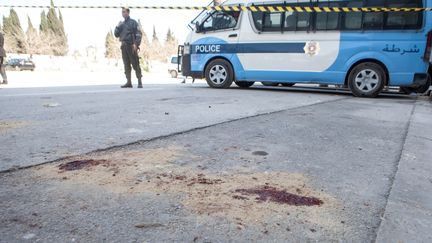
[
  {"left": 6, "top": 58, "right": 35, "bottom": 71},
  {"left": 168, "top": 56, "right": 181, "bottom": 78}
]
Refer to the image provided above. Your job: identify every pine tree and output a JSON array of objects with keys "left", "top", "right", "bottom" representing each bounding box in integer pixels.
[
  {"left": 136, "top": 20, "right": 150, "bottom": 72},
  {"left": 2, "top": 9, "right": 27, "bottom": 53},
  {"left": 26, "top": 16, "right": 41, "bottom": 54},
  {"left": 40, "top": 0, "right": 68, "bottom": 56},
  {"left": 138, "top": 20, "right": 150, "bottom": 60},
  {"left": 56, "top": 9, "right": 68, "bottom": 55},
  {"left": 40, "top": 11, "right": 48, "bottom": 32},
  {"left": 104, "top": 30, "right": 120, "bottom": 58},
  {"left": 150, "top": 26, "right": 164, "bottom": 62},
  {"left": 152, "top": 26, "right": 159, "bottom": 43},
  {"left": 164, "top": 28, "right": 178, "bottom": 59},
  {"left": 166, "top": 28, "right": 175, "bottom": 42}
]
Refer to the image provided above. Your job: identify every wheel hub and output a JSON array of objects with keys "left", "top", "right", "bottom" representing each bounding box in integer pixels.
[{"left": 355, "top": 69, "right": 379, "bottom": 92}]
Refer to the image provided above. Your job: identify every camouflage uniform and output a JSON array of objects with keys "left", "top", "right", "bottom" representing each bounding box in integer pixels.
[{"left": 114, "top": 16, "right": 142, "bottom": 87}]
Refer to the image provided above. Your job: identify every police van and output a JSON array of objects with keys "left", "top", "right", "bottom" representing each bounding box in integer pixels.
[{"left": 180, "top": 0, "right": 432, "bottom": 97}]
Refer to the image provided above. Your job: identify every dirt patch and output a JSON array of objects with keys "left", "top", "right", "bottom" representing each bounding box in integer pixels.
[
  {"left": 0, "top": 121, "right": 28, "bottom": 133},
  {"left": 35, "top": 145, "right": 344, "bottom": 231}
]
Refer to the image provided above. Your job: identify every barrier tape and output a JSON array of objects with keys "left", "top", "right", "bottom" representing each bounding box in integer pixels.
[{"left": 0, "top": 5, "right": 431, "bottom": 12}]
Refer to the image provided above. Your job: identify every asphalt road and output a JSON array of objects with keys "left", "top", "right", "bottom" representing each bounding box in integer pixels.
[{"left": 1, "top": 83, "right": 431, "bottom": 242}]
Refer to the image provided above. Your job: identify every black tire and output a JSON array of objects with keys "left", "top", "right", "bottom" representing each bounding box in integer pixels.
[
  {"left": 348, "top": 62, "right": 386, "bottom": 98},
  {"left": 281, "top": 83, "right": 295, "bottom": 87},
  {"left": 235, "top": 81, "right": 255, "bottom": 88},
  {"left": 261, "top": 82, "right": 278, "bottom": 86},
  {"left": 170, "top": 70, "right": 178, "bottom": 78},
  {"left": 400, "top": 75, "right": 431, "bottom": 94},
  {"left": 205, "top": 59, "right": 234, "bottom": 88}
]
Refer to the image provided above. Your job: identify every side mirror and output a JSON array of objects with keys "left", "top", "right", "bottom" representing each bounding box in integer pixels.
[{"left": 195, "top": 22, "right": 201, "bottom": 33}]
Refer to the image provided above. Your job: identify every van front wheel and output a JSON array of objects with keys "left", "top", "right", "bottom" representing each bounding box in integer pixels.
[
  {"left": 170, "top": 70, "right": 178, "bottom": 78},
  {"left": 205, "top": 59, "right": 234, "bottom": 89},
  {"left": 348, "top": 62, "right": 385, "bottom": 98}
]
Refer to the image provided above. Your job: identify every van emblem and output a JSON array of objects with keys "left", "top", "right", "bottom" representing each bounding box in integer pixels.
[{"left": 304, "top": 41, "right": 320, "bottom": 56}]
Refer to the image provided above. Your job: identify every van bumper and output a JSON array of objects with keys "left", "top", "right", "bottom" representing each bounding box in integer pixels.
[
  {"left": 181, "top": 54, "right": 204, "bottom": 79},
  {"left": 410, "top": 73, "right": 430, "bottom": 88}
]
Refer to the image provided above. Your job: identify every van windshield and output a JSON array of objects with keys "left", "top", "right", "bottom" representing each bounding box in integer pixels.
[{"left": 188, "top": 1, "right": 215, "bottom": 30}]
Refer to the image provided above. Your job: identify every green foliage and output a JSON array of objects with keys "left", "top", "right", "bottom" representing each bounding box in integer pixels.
[
  {"left": 26, "top": 16, "right": 41, "bottom": 55},
  {"left": 2, "top": 9, "right": 27, "bottom": 53},
  {"left": 40, "top": 11, "right": 48, "bottom": 32},
  {"left": 104, "top": 30, "right": 120, "bottom": 58},
  {"left": 2, "top": 1, "right": 68, "bottom": 56},
  {"left": 166, "top": 28, "right": 175, "bottom": 42}
]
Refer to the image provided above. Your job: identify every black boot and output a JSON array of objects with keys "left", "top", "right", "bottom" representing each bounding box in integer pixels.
[
  {"left": 121, "top": 79, "right": 132, "bottom": 88},
  {"left": 137, "top": 78, "right": 143, "bottom": 88}
]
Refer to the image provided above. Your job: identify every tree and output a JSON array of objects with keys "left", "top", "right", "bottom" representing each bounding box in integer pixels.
[
  {"left": 104, "top": 30, "right": 120, "bottom": 59},
  {"left": 36, "top": 1, "right": 69, "bottom": 56},
  {"left": 164, "top": 28, "right": 178, "bottom": 58},
  {"left": 2, "top": 9, "right": 27, "bottom": 53},
  {"left": 26, "top": 16, "right": 42, "bottom": 54},
  {"left": 44, "top": 1, "right": 68, "bottom": 55},
  {"left": 149, "top": 26, "right": 164, "bottom": 62},
  {"left": 138, "top": 20, "right": 150, "bottom": 60},
  {"left": 137, "top": 20, "right": 151, "bottom": 71},
  {"left": 56, "top": 9, "right": 68, "bottom": 55},
  {"left": 40, "top": 10, "right": 48, "bottom": 32}
]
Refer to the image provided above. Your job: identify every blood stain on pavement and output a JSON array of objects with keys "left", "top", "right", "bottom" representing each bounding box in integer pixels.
[
  {"left": 58, "top": 159, "right": 110, "bottom": 172},
  {"left": 234, "top": 186, "right": 323, "bottom": 206}
]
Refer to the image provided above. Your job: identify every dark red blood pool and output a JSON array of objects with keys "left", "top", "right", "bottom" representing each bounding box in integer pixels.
[
  {"left": 58, "top": 159, "right": 109, "bottom": 171},
  {"left": 234, "top": 186, "right": 323, "bottom": 206}
]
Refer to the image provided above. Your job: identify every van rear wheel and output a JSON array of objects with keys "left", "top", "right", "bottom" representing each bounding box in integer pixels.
[
  {"left": 348, "top": 62, "right": 386, "bottom": 98},
  {"left": 205, "top": 59, "right": 234, "bottom": 89}
]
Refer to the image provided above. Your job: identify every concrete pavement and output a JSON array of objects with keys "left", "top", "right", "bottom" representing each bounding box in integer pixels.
[
  {"left": 0, "top": 84, "right": 342, "bottom": 171},
  {"left": 1, "top": 83, "right": 431, "bottom": 242}
]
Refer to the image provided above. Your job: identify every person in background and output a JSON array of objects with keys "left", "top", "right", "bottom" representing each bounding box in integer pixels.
[
  {"left": 114, "top": 7, "right": 143, "bottom": 88},
  {"left": 0, "top": 32, "right": 7, "bottom": 85}
]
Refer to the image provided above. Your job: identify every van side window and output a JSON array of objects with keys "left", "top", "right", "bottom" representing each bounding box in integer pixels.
[
  {"left": 385, "top": 0, "right": 423, "bottom": 29},
  {"left": 284, "top": 5, "right": 311, "bottom": 31},
  {"left": 251, "top": 11, "right": 283, "bottom": 32},
  {"left": 343, "top": 1, "right": 363, "bottom": 30},
  {"left": 251, "top": 11, "right": 263, "bottom": 31},
  {"left": 263, "top": 12, "right": 283, "bottom": 31},
  {"left": 202, "top": 11, "right": 240, "bottom": 32},
  {"left": 316, "top": 2, "right": 341, "bottom": 30},
  {"left": 250, "top": 1, "right": 424, "bottom": 33},
  {"left": 363, "top": 0, "right": 385, "bottom": 30}
]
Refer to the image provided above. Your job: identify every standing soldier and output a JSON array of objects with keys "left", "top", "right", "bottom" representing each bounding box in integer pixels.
[
  {"left": 115, "top": 7, "right": 142, "bottom": 88},
  {"left": 0, "top": 32, "right": 7, "bottom": 85}
]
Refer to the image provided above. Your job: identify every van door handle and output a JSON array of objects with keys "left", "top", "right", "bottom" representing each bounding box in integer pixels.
[{"left": 228, "top": 34, "right": 238, "bottom": 38}]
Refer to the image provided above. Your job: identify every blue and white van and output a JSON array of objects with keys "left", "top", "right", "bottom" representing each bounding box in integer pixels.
[{"left": 180, "top": 0, "right": 432, "bottom": 97}]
